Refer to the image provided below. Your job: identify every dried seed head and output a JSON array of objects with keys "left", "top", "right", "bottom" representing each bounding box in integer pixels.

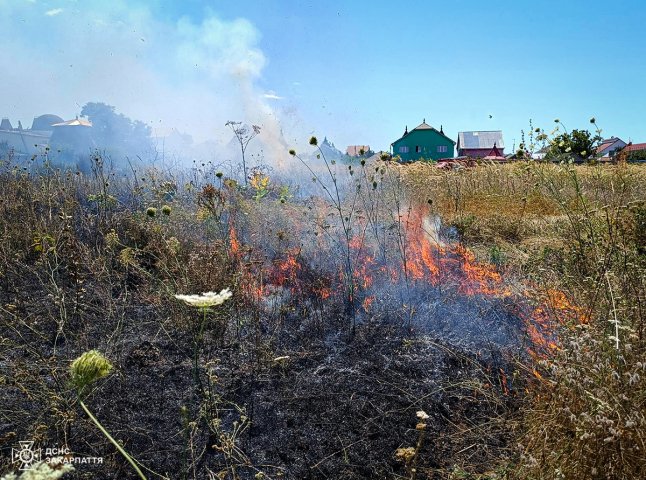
[
  {"left": 70, "top": 350, "right": 113, "bottom": 393},
  {"left": 105, "top": 230, "right": 119, "bottom": 250},
  {"left": 395, "top": 447, "right": 416, "bottom": 462}
]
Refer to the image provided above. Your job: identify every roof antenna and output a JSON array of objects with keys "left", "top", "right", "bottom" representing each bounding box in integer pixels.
[
  {"left": 440, "top": 125, "right": 444, "bottom": 134},
  {"left": 423, "top": 118, "right": 426, "bottom": 124}
]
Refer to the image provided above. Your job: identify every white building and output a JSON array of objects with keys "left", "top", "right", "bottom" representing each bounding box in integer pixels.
[{"left": 596, "top": 137, "right": 627, "bottom": 158}]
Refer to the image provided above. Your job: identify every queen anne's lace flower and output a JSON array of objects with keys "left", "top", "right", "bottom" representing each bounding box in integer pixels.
[
  {"left": 70, "top": 350, "right": 113, "bottom": 393},
  {"left": 1, "top": 457, "right": 74, "bottom": 480},
  {"left": 174, "top": 288, "right": 232, "bottom": 308}
]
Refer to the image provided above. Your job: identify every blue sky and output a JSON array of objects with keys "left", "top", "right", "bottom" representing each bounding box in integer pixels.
[{"left": 2, "top": 0, "right": 645, "bottom": 155}]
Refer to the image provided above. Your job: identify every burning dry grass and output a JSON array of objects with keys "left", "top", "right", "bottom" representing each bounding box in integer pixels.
[
  {"left": 396, "top": 160, "right": 646, "bottom": 479},
  {"left": 1, "top": 153, "right": 644, "bottom": 479}
]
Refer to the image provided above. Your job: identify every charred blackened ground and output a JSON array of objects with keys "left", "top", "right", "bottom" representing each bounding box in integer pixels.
[{"left": 1, "top": 284, "right": 520, "bottom": 479}]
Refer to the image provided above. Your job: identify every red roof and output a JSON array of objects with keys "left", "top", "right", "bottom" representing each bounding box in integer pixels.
[
  {"left": 623, "top": 142, "right": 646, "bottom": 152},
  {"left": 487, "top": 144, "right": 502, "bottom": 157},
  {"left": 596, "top": 140, "right": 616, "bottom": 153}
]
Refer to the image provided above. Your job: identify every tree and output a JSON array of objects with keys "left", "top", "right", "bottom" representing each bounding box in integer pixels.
[
  {"left": 79, "top": 102, "right": 153, "bottom": 158},
  {"left": 545, "top": 129, "right": 601, "bottom": 161},
  {"left": 625, "top": 149, "right": 646, "bottom": 162},
  {"left": 226, "top": 121, "right": 261, "bottom": 186}
]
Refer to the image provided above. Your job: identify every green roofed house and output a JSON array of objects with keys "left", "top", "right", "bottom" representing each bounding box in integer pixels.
[{"left": 391, "top": 120, "right": 455, "bottom": 162}]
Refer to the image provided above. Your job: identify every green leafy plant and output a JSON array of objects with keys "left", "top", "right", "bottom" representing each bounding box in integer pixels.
[{"left": 545, "top": 128, "right": 602, "bottom": 162}]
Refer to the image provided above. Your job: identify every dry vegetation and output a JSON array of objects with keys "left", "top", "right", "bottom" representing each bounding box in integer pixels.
[
  {"left": 1, "top": 151, "right": 644, "bottom": 479},
  {"left": 398, "top": 161, "right": 646, "bottom": 479}
]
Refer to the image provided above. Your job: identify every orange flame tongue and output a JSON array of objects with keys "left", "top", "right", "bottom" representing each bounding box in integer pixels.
[
  {"left": 456, "top": 246, "right": 511, "bottom": 297},
  {"left": 523, "top": 288, "right": 588, "bottom": 359},
  {"left": 273, "top": 248, "right": 300, "bottom": 286},
  {"left": 402, "top": 208, "right": 441, "bottom": 284},
  {"left": 229, "top": 224, "right": 240, "bottom": 258},
  {"left": 233, "top": 203, "right": 585, "bottom": 363}
]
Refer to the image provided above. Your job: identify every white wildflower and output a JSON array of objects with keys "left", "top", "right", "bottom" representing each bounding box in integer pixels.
[
  {"left": 174, "top": 288, "right": 232, "bottom": 308},
  {"left": 1, "top": 458, "right": 74, "bottom": 480}
]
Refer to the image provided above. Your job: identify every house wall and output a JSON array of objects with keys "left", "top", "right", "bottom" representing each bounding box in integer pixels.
[
  {"left": 599, "top": 140, "right": 627, "bottom": 157},
  {"left": 392, "top": 130, "right": 454, "bottom": 161},
  {"left": 458, "top": 148, "right": 505, "bottom": 158},
  {"left": 0, "top": 130, "right": 50, "bottom": 155}
]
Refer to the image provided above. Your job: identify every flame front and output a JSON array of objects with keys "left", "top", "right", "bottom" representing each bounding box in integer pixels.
[{"left": 226, "top": 204, "right": 584, "bottom": 361}]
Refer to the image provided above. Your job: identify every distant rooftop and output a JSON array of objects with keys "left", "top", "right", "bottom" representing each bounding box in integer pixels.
[
  {"left": 32, "top": 114, "right": 64, "bottom": 131},
  {"left": 52, "top": 117, "right": 92, "bottom": 127},
  {"left": 393, "top": 119, "right": 454, "bottom": 144},
  {"left": 624, "top": 142, "right": 646, "bottom": 152},
  {"left": 458, "top": 131, "right": 504, "bottom": 149},
  {"left": 412, "top": 121, "right": 433, "bottom": 130}
]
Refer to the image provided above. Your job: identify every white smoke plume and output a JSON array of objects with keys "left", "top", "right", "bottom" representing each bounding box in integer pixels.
[{"left": 0, "top": 1, "right": 293, "bottom": 168}]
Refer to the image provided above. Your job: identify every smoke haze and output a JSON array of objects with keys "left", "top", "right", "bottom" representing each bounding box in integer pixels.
[{"left": 0, "top": 0, "right": 294, "bottom": 166}]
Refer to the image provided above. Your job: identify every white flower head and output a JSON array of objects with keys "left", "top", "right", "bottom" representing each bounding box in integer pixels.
[
  {"left": 2, "top": 457, "right": 74, "bottom": 479},
  {"left": 416, "top": 410, "right": 429, "bottom": 420},
  {"left": 175, "top": 288, "right": 232, "bottom": 308}
]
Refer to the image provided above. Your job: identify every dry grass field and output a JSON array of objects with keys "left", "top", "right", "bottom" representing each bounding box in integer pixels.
[{"left": 1, "top": 153, "right": 644, "bottom": 479}]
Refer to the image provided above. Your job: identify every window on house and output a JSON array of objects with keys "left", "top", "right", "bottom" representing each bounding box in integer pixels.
[
  {"left": 399, "top": 146, "right": 409, "bottom": 153},
  {"left": 415, "top": 145, "right": 421, "bottom": 153},
  {"left": 437, "top": 145, "right": 448, "bottom": 153}
]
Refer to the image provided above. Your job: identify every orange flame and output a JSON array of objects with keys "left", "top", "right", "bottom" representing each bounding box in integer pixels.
[
  {"left": 229, "top": 224, "right": 240, "bottom": 258},
  {"left": 233, "top": 203, "right": 586, "bottom": 363},
  {"left": 362, "top": 296, "right": 375, "bottom": 312},
  {"left": 273, "top": 248, "right": 300, "bottom": 287},
  {"left": 457, "top": 246, "right": 511, "bottom": 297},
  {"left": 522, "top": 288, "right": 587, "bottom": 359}
]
